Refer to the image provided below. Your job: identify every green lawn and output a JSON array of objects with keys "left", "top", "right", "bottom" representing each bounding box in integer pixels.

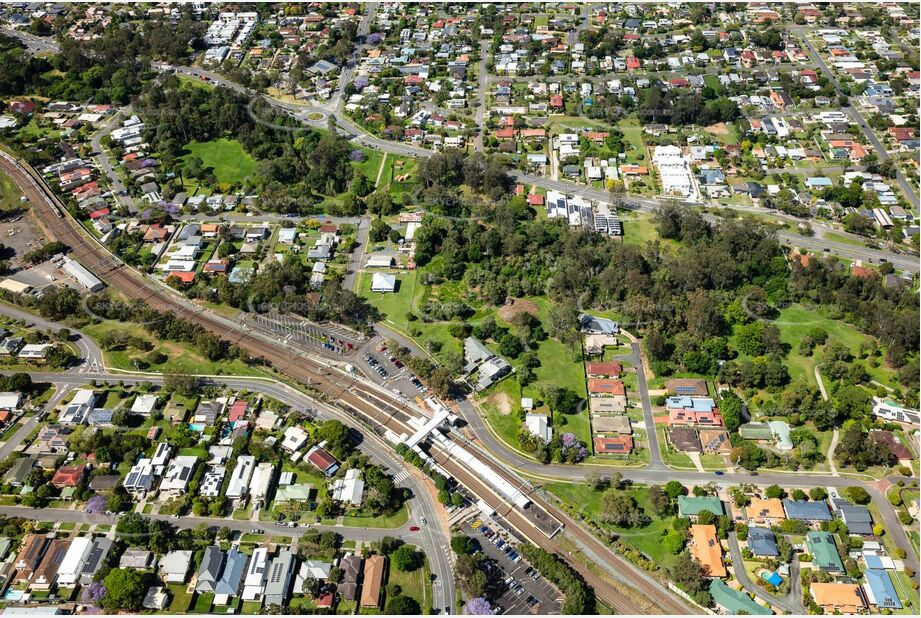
[
  {"left": 0, "top": 171, "right": 25, "bottom": 211},
  {"left": 167, "top": 584, "right": 194, "bottom": 613},
  {"left": 342, "top": 504, "right": 409, "bottom": 528},
  {"left": 192, "top": 592, "right": 214, "bottom": 613},
  {"left": 386, "top": 548, "right": 431, "bottom": 611},
  {"left": 769, "top": 304, "right": 899, "bottom": 388},
  {"left": 822, "top": 232, "right": 867, "bottom": 248},
  {"left": 182, "top": 138, "right": 257, "bottom": 187}
]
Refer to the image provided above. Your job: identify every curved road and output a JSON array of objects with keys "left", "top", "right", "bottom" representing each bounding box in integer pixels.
[{"left": 726, "top": 535, "right": 803, "bottom": 614}]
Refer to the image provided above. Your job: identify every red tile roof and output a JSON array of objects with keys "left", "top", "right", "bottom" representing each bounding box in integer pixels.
[
  {"left": 51, "top": 464, "right": 86, "bottom": 488},
  {"left": 593, "top": 435, "right": 634, "bottom": 454},
  {"left": 307, "top": 448, "right": 338, "bottom": 472},
  {"left": 588, "top": 379, "right": 626, "bottom": 396},
  {"left": 585, "top": 361, "right": 622, "bottom": 377}
]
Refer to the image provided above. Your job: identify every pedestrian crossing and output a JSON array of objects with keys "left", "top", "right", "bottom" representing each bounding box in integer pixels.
[{"left": 392, "top": 469, "right": 410, "bottom": 484}]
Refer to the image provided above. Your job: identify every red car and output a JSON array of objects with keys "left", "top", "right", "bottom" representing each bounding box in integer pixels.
[{"left": 409, "top": 526, "right": 420, "bottom": 532}]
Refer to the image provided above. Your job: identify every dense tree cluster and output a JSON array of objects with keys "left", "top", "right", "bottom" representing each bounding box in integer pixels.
[
  {"left": 834, "top": 425, "right": 895, "bottom": 470},
  {"left": 135, "top": 79, "right": 358, "bottom": 208},
  {"left": 85, "top": 296, "right": 247, "bottom": 362},
  {"left": 516, "top": 544, "right": 596, "bottom": 614}
]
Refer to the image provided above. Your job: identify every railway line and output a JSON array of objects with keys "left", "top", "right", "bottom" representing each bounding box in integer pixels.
[{"left": 0, "top": 152, "right": 690, "bottom": 614}]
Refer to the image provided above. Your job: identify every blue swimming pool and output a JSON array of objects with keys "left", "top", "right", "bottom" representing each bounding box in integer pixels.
[
  {"left": 188, "top": 423, "right": 205, "bottom": 432},
  {"left": 761, "top": 571, "right": 783, "bottom": 586}
]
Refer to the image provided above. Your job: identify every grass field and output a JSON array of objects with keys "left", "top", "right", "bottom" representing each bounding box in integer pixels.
[
  {"left": 769, "top": 304, "right": 898, "bottom": 388},
  {"left": 822, "top": 232, "right": 867, "bottom": 248},
  {"left": 342, "top": 504, "right": 409, "bottom": 528},
  {"left": 81, "top": 319, "right": 267, "bottom": 377},
  {"left": 0, "top": 171, "right": 25, "bottom": 211},
  {"left": 385, "top": 547, "right": 431, "bottom": 611},
  {"left": 544, "top": 483, "right": 677, "bottom": 567},
  {"left": 182, "top": 138, "right": 257, "bottom": 187}
]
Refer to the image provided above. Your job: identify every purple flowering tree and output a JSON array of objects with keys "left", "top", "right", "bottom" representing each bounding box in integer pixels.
[
  {"left": 561, "top": 432, "right": 578, "bottom": 449},
  {"left": 81, "top": 581, "right": 106, "bottom": 607},
  {"left": 349, "top": 149, "right": 366, "bottom": 162},
  {"left": 85, "top": 495, "right": 106, "bottom": 514},
  {"left": 367, "top": 32, "right": 384, "bottom": 45},
  {"left": 464, "top": 597, "right": 495, "bottom": 615}
]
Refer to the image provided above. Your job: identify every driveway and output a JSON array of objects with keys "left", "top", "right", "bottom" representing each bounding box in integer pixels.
[{"left": 727, "top": 535, "right": 803, "bottom": 614}]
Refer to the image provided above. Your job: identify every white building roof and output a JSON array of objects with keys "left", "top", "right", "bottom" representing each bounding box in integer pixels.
[
  {"left": 226, "top": 456, "right": 255, "bottom": 499},
  {"left": 56, "top": 537, "right": 93, "bottom": 587},
  {"left": 525, "top": 413, "right": 552, "bottom": 443},
  {"left": 281, "top": 426, "right": 309, "bottom": 452},
  {"left": 330, "top": 468, "right": 364, "bottom": 506},
  {"left": 249, "top": 463, "right": 275, "bottom": 501}
]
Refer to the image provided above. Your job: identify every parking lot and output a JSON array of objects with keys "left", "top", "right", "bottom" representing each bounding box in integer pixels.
[
  {"left": 464, "top": 518, "right": 562, "bottom": 615},
  {"left": 355, "top": 337, "right": 430, "bottom": 402}
]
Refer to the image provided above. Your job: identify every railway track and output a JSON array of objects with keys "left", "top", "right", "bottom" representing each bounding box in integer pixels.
[{"left": 1, "top": 152, "right": 690, "bottom": 614}]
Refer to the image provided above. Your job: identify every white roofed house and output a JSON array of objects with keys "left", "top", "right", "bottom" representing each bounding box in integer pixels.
[
  {"left": 59, "top": 389, "right": 97, "bottom": 425},
  {"left": 330, "top": 469, "right": 365, "bottom": 507},
  {"left": 130, "top": 394, "right": 160, "bottom": 416},
  {"left": 524, "top": 413, "right": 552, "bottom": 443},
  {"left": 56, "top": 537, "right": 93, "bottom": 587},
  {"left": 226, "top": 455, "right": 256, "bottom": 500},
  {"left": 370, "top": 272, "right": 397, "bottom": 293},
  {"left": 159, "top": 456, "right": 198, "bottom": 499},
  {"left": 159, "top": 550, "right": 194, "bottom": 584},
  {"left": 241, "top": 546, "right": 270, "bottom": 602},
  {"left": 281, "top": 426, "right": 309, "bottom": 453},
  {"left": 249, "top": 462, "right": 275, "bottom": 508}
]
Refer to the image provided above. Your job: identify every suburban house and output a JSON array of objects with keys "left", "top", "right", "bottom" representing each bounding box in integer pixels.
[
  {"left": 746, "top": 498, "right": 786, "bottom": 524},
  {"left": 330, "top": 468, "right": 365, "bottom": 506},
  {"left": 463, "top": 336, "right": 511, "bottom": 391},
  {"left": 677, "top": 495, "right": 724, "bottom": 519},
  {"left": 30, "top": 539, "right": 70, "bottom": 591},
  {"left": 709, "top": 579, "right": 772, "bottom": 615},
  {"left": 585, "top": 361, "right": 622, "bottom": 378},
  {"left": 864, "top": 569, "right": 902, "bottom": 610},
  {"left": 264, "top": 551, "right": 296, "bottom": 607},
  {"left": 160, "top": 550, "right": 194, "bottom": 584},
  {"left": 306, "top": 446, "right": 340, "bottom": 476},
  {"left": 338, "top": 555, "right": 362, "bottom": 601},
  {"left": 593, "top": 435, "right": 634, "bottom": 455},
  {"left": 746, "top": 527, "right": 779, "bottom": 557},
  {"left": 667, "top": 378, "right": 708, "bottom": 396},
  {"left": 360, "top": 555, "right": 386, "bottom": 608},
  {"left": 807, "top": 531, "right": 844, "bottom": 573},
  {"left": 227, "top": 456, "right": 256, "bottom": 500},
  {"left": 524, "top": 413, "right": 552, "bottom": 443},
  {"left": 689, "top": 524, "right": 726, "bottom": 578},
  {"left": 783, "top": 499, "right": 832, "bottom": 522},
  {"left": 667, "top": 397, "right": 722, "bottom": 427},
  {"left": 809, "top": 583, "right": 865, "bottom": 614},
  {"left": 13, "top": 534, "right": 49, "bottom": 583}
]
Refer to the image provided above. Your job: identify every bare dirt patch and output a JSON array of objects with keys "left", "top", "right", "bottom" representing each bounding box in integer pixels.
[
  {"left": 486, "top": 391, "right": 513, "bottom": 415},
  {"left": 705, "top": 122, "right": 730, "bottom": 136},
  {"left": 498, "top": 298, "right": 539, "bottom": 322}
]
